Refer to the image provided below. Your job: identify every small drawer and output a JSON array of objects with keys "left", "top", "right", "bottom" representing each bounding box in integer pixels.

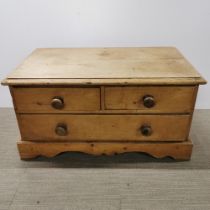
[
  {"left": 104, "top": 86, "right": 196, "bottom": 113},
  {"left": 12, "top": 87, "right": 101, "bottom": 113},
  {"left": 19, "top": 114, "right": 190, "bottom": 142}
]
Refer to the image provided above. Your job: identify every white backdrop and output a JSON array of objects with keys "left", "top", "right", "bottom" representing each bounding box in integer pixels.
[{"left": 0, "top": 0, "right": 209, "bottom": 108}]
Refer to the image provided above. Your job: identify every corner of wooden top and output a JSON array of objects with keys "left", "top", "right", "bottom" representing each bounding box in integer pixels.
[
  {"left": 1, "top": 78, "right": 9, "bottom": 86},
  {"left": 170, "top": 46, "right": 181, "bottom": 52},
  {"left": 199, "top": 76, "right": 207, "bottom": 85}
]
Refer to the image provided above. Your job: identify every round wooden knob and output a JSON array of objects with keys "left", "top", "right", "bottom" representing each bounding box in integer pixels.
[
  {"left": 143, "top": 95, "right": 155, "bottom": 108},
  {"left": 51, "top": 97, "right": 64, "bottom": 109},
  {"left": 55, "top": 123, "right": 68, "bottom": 136},
  {"left": 140, "top": 125, "right": 152, "bottom": 136}
]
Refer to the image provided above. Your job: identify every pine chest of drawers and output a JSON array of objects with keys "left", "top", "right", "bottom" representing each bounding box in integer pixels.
[{"left": 1, "top": 47, "right": 206, "bottom": 160}]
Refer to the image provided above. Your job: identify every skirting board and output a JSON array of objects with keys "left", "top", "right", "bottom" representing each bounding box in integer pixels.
[{"left": 17, "top": 139, "right": 193, "bottom": 160}]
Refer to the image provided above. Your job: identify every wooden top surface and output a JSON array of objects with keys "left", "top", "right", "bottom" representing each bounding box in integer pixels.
[{"left": 2, "top": 47, "right": 206, "bottom": 85}]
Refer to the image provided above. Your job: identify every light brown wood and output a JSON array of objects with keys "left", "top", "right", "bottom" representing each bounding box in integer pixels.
[
  {"left": 105, "top": 86, "right": 196, "bottom": 113},
  {"left": 100, "top": 86, "right": 105, "bottom": 110},
  {"left": 9, "top": 87, "right": 24, "bottom": 140},
  {"left": 18, "top": 114, "right": 191, "bottom": 142},
  {"left": 12, "top": 87, "right": 100, "bottom": 113},
  {"left": 0, "top": 109, "right": 200, "bottom": 114},
  {"left": 2, "top": 47, "right": 206, "bottom": 86},
  {"left": 17, "top": 139, "right": 193, "bottom": 160},
  {"left": 2, "top": 77, "right": 206, "bottom": 86},
  {"left": 185, "top": 86, "right": 199, "bottom": 137},
  {"left": 1, "top": 47, "right": 206, "bottom": 160}
]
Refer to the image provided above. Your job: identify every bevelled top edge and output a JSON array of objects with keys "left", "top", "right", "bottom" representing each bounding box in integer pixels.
[{"left": 1, "top": 77, "right": 207, "bottom": 86}]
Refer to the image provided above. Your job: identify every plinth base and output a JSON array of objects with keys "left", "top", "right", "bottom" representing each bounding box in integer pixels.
[{"left": 17, "top": 139, "right": 193, "bottom": 160}]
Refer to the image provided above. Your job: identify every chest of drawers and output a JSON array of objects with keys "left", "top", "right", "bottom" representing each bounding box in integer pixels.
[{"left": 1, "top": 47, "right": 206, "bottom": 160}]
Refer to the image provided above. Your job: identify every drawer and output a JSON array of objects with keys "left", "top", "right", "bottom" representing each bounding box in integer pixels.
[
  {"left": 12, "top": 87, "right": 101, "bottom": 113},
  {"left": 19, "top": 114, "right": 190, "bottom": 142},
  {"left": 104, "top": 86, "right": 197, "bottom": 113}
]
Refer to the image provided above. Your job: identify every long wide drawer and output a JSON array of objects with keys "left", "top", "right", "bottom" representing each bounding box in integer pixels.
[
  {"left": 19, "top": 114, "right": 191, "bottom": 142},
  {"left": 12, "top": 87, "right": 101, "bottom": 113},
  {"left": 104, "top": 86, "right": 197, "bottom": 113}
]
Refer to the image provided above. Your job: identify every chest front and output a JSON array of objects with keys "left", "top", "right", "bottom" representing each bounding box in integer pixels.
[{"left": 2, "top": 47, "right": 206, "bottom": 160}]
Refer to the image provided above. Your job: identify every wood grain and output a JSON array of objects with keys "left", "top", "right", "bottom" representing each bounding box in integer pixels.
[
  {"left": 17, "top": 139, "right": 193, "bottom": 160},
  {"left": 18, "top": 114, "right": 191, "bottom": 142},
  {"left": 12, "top": 87, "right": 100, "bottom": 112},
  {"left": 105, "top": 86, "right": 196, "bottom": 113},
  {"left": 2, "top": 77, "right": 206, "bottom": 86},
  {"left": 1, "top": 48, "right": 206, "bottom": 161},
  {"left": 2, "top": 47, "right": 206, "bottom": 85}
]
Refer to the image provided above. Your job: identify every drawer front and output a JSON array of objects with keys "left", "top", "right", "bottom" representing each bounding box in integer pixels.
[
  {"left": 13, "top": 87, "right": 100, "bottom": 113},
  {"left": 19, "top": 114, "right": 190, "bottom": 142},
  {"left": 104, "top": 86, "right": 196, "bottom": 113}
]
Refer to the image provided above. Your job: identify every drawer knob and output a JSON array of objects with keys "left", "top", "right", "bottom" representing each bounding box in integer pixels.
[
  {"left": 55, "top": 123, "right": 68, "bottom": 136},
  {"left": 140, "top": 125, "right": 152, "bottom": 136},
  {"left": 51, "top": 97, "right": 64, "bottom": 109},
  {"left": 143, "top": 95, "right": 155, "bottom": 108}
]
